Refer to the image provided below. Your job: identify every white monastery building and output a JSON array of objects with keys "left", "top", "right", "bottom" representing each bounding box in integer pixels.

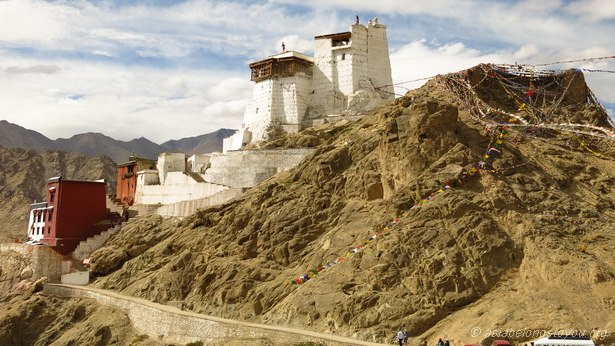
[
  {"left": 224, "top": 19, "right": 394, "bottom": 152},
  {"left": 102, "top": 20, "right": 395, "bottom": 219}
]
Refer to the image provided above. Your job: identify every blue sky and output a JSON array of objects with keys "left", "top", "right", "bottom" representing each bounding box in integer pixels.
[{"left": 0, "top": 0, "right": 614, "bottom": 143}]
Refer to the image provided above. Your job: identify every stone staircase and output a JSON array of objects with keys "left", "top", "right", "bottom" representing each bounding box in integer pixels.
[
  {"left": 106, "top": 195, "right": 124, "bottom": 214},
  {"left": 72, "top": 225, "right": 121, "bottom": 262}
]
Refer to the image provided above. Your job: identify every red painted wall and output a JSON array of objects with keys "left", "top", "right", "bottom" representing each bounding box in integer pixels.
[
  {"left": 116, "top": 163, "right": 137, "bottom": 206},
  {"left": 116, "top": 157, "right": 156, "bottom": 207},
  {"left": 42, "top": 178, "right": 110, "bottom": 254}
]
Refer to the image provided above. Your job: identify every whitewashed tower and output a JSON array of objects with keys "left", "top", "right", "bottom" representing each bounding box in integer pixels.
[
  {"left": 242, "top": 51, "right": 314, "bottom": 143},
  {"left": 223, "top": 19, "right": 393, "bottom": 152},
  {"left": 307, "top": 19, "right": 394, "bottom": 120}
]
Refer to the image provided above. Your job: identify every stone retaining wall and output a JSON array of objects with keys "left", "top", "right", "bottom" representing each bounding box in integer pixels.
[
  {"left": 43, "top": 284, "right": 385, "bottom": 346},
  {"left": 0, "top": 243, "right": 64, "bottom": 282},
  {"left": 205, "top": 148, "right": 314, "bottom": 188},
  {"left": 155, "top": 188, "right": 244, "bottom": 217}
]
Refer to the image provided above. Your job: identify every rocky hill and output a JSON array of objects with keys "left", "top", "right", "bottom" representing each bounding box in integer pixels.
[
  {"left": 0, "top": 146, "right": 117, "bottom": 243},
  {"left": 2, "top": 64, "right": 615, "bottom": 345}
]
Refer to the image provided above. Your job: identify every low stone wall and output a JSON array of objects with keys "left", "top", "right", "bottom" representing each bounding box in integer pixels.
[
  {"left": 155, "top": 188, "right": 244, "bottom": 217},
  {"left": 61, "top": 271, "right": 89, "bottom": 285},
  {"left": 43, "top": 284, "right": 384, "bottom": 346},
  {"left": 0, "top": 243, "right": 64, "bottom": 282},
  {"left": 136, "top": 176, "right": 229, "bottom": 205},
  {"left": 205, "top": 148, "right": 314, "bottom": 188}
]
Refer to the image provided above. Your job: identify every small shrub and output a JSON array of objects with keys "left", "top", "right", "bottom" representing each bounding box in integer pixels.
[
  {"left": 577, "top": 243, "right": 588, "bottom": 253},
  {"left": 186, "top": 341, "right": 204, "bottom": 346}
]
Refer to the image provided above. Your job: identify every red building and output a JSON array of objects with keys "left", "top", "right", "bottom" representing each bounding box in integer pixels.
[
  {"left": 116, "top": 155, "right": 156, "bottom": 207},
  {"left": 28, "top": 177, "right": 120, "bottom": 255}
]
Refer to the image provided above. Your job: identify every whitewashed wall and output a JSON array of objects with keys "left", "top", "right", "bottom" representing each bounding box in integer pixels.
[
  {"left": 275, "top": 74, "right": 312, "bottom": 129},
  {"left": 136, "top": 180, "right": 229, "bottom": 205},
  {"left": 367, "top": 23, "right": 394, "bottom": 98},
  {"left": 309, "top": 38, "right": 335, "bottom": 118},
  {"left": 204, "top": 149, "right": 314, "bottom": 188},
  {"left": 136, "top": 170, "right": 159, "bottom": 188},
  {"left": 187, "top": 154, "right": 210, "bottom": 173},
  {"left": 157, "top": 153, "right": 185, "bottom": 185},
  {"left": 350, "top": 24, "right": 369, "bottom": 92},
  {"left": 222, "top": 130, "right": 251, "bottom": 153},
  {"left": 243, "top": 79, "right": 274, "bottom": 142}
]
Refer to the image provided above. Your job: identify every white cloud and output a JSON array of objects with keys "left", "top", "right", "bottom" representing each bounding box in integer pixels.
[
  {"left": 6, "top": 65, "right": 61, "bottom": 75},
  {"left": 278, "top": 35, "right": 313, "bottom": 55},
  {"left": 513, "top": 44, "right": 540, "bottom": 60},
  {"left": 208, "top": 78, "right": 252, "bottom": 101},
  {"left": 390, "top": 40, "right": 507, "bottom": 93},
  {"left": 269, "top": 0, "right": 464, "bottom": 16},
  {"left": 0, "top": 55, "right": 246, "bottom": 142},
  {"left": 161, "top": 76, "right": 189, "bottom": 99},
  {"left": 0, "top": 0, "right": 75, "bottom": 44},
  {"left": 203, "top": 100, "right": 247, "bottom": 119},
  {"left": 566, "top": 0, "right": 615, "bottom": 21},
  {"left": 0, "top": 0, "right": 614, "bottom": 144},
  {"left": 91, "top": 28, "right": 148, "bottom": 42}
]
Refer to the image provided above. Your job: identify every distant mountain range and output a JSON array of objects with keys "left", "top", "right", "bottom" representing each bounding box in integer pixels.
[{"left": 0, "top": 120, "right": 236, "bottom": 163}]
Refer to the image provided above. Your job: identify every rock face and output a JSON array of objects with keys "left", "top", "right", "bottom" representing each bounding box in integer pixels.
[
  {"left": 0, "top": 147, "right": 117, "bottom": 243},
  {"left": 87, "top": 65, "right": 615, "bottom": 344},
  {"left": 89, "top": 215, "right": 177, "bottom": 277},
  {"left": 1, "top": 64, "right": 615, "bottom": 345},
  {"left": 0, "top": 295, "right": 153, "bottom": 346}
]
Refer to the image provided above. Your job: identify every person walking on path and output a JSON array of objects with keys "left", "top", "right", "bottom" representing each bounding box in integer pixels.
[{"left": 396, "top": 330, "right": 407, "bottom": 346}]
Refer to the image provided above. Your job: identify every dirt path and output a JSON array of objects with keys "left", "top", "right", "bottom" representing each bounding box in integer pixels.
[{"left": 43, "top": 283, "right": 389, "bottom": 345}]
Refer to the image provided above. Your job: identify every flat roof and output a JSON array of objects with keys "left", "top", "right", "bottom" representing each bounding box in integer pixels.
[
  {"left": 249, "top": 51, "right": 314, "bottom": 66},
  {"left": 315, "top": 31, "right": 351, "bottom": 40},
  {"left": 47, "top": 177, "right": 107, "bottom": 185}
]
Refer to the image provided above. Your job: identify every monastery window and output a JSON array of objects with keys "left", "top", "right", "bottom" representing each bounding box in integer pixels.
[
  {"left": 48, "top": 211, "right": 52, "bottom": 221},
  {"left": 330, "top": 32, "right": 351, "bottom": 47},
  {"left": 251, "top": 63, "right": 273, "bottom": 81},
  {"left": 342, "top": 53, "right": 346, "bottom": 60}
]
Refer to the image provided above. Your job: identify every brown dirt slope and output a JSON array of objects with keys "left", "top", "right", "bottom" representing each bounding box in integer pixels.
[
  {"left": 0, "top": 294, "right": 157, "bottom": 346},
  {"left": 79, "top": 64, "right": 615, "bottom": 345},
  {"left": 0, "top": 147, "right": 117, "bottom": 243}
]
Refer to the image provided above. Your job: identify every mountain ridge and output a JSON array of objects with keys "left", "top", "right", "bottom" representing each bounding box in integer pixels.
[{"left": 0, "top": 120, "right": 236, "bottom": 163}]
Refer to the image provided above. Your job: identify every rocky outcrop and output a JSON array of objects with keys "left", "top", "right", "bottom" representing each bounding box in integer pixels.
[
  {"left": 87, "top": 66, "right": 615, "bottom": 344},
  {"left": 0, "top": 294, "right": 149, "bottom": 345}
]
